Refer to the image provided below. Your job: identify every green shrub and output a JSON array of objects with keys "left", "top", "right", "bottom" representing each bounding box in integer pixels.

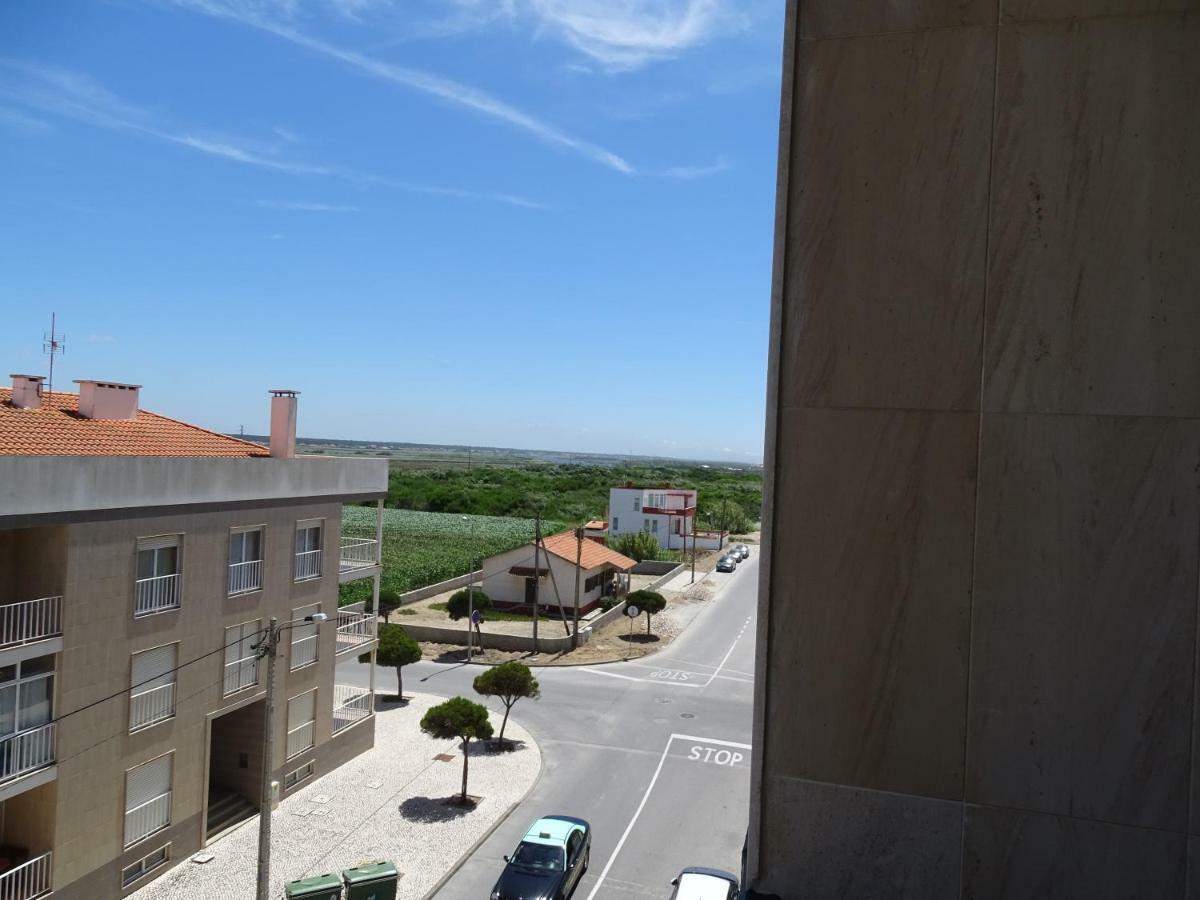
[
  {"left": 447, "top": 588, "right": 492, "bottom": 621},
  {"left": 610, "top": 531, "right": 661, "bottom": 562}
]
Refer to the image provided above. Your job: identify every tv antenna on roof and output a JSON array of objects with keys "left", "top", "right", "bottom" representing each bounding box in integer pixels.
[{"left": 43, "top": 313, "right": 65, "bottom": 396}]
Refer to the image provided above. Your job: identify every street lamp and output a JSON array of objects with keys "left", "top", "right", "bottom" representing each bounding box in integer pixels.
[
  {"left": 254, "top": 612, "right": 328, "bottom": 900},
  {"left": 462, "top": 516, "right": 477, "bottom": 661}
]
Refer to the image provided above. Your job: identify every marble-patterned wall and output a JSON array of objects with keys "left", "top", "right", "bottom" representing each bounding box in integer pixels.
[{"left": 751, "top": 0, "right": 1200, "bottom": 896}]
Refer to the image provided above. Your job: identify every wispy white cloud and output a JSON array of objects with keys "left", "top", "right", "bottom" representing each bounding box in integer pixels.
[
  {"left": 0, "top": 105, "right": 53, "bottom": 136},
  {"left": 662, "top": 156, "right": 730, "bottom": 180},
  {"left": 0, "top": 59, "right": 548, "bottom": 209},
  {"left": 166, "top": 0, "right": 634, "bottom": 173},
  {"left": 256, "top": 199, "right": 360, "bottom": 212},
  {"left": 526, "top": 0, "right": 732, "bottom": 72}
]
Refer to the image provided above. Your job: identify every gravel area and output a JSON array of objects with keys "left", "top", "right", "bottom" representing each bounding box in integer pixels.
[{"left": 130, "top": 693, "right": 540, "bottom": 900}]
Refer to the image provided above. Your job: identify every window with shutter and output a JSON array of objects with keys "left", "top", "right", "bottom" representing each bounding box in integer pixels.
[
  {"left": 130, "top": 644, "right": 177, "bottom": 731},
  {"left": 286, "top": 690, "right": 316, "bottom": 760},
  {"left": 125, "top": 754, "right": 172, "bottom": 846}
]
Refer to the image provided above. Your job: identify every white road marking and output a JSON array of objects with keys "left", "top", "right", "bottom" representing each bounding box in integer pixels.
[
  {"left": 703, "top": 634, "right": 743, "bottom": 688},
  {"left": 584, "top": 733, "right": 752, "bottom": 900},
  {"left": 579, "top": 666, "right": 702, "bottom": 688},
  {"left": 583, "top": 736, "right": 674, "bottom": 900}
]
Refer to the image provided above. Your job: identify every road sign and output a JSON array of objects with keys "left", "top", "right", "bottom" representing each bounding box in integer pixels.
[
  {"left": 470, "top": 610, "right": 482, "bottom": 625},
  {"left": 626, "top": 605, "right": 640, "bottom": 618}
]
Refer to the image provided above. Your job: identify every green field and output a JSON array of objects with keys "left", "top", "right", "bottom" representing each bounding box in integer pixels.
[{"left": 338, "top": 508, "right": 565, "bottom": 606}]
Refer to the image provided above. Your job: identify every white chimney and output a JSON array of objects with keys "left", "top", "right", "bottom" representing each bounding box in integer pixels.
[
  {"left": 75, "top": 380, "right": 141, "bottom": 420},
  {"left": 270, "top": 390, "right": 299, "bottom": 459},
  {"left": 10, "top": 374, "right": 45, "bottom": 410}
]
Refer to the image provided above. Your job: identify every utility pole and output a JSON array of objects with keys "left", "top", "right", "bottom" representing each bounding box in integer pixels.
[
  {"left": 691, "top": 517, "right": 697, "bottom": 584},
  {"left": 572, "top": 527, "right": 583, "bottom": 650},
  {"left": 256, "top": 617, "right": 279, "bottom": 900},
  {"left": 532, "top": 510, "right": 541, "bottom": 653},
  {"left": 255, "top": 612, "right": 327, "bottom": 900}
]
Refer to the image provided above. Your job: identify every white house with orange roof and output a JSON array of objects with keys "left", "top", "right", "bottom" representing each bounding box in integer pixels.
[{"left": 479, "top": 530, "right": 636, "bottom": 616}]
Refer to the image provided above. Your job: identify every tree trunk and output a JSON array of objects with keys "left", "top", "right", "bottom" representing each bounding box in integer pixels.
[
  {"left": 646, "top": 612, "right": 652, "bottom": 635},
  {"left": 396, "top": 666, "right": 403, "bottom": 699},
  {"left": 461, "top": 737, "right": 470, "bottom": 803},
  {"left": 500, "top": 703, "right": 511, "bottom": 746}
]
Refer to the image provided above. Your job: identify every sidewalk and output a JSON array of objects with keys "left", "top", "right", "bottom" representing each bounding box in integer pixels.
[{"left": 131, "top": 693, "right": 540, "bottom": 899}]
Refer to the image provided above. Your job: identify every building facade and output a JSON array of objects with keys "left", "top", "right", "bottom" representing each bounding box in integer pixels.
[
  {"left": 608, "top": 487, "right": 697, "bottom": 551},
  {"left": 748, "top": 1, "right": 1200, "bottom": 896},
  {"left": 0, "top": 377, "right": 387, "bottom": 898}
]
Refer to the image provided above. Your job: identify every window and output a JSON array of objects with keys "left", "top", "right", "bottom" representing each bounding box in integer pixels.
[
  {"left": 584, "top": 573, "right": 603, "bottom": 593},
  {"left": 125, "top": 754, "right": 172, "bottom": 847},
  {"left": 567, "top": 830, "right": 582, "bottom": 861},
  {"left": 223, "top": 621, "right": 260, "bottom": 696},
  {"left": 228, "top": 527, "right": 264, "bottom": 595},
  {"left": 130, "top": 644, "right": 177, "bottom": 732},
  {"left": 135, "top": 536, "right": 181, "bottom": 615},
  {"left": 294, "top": 520, "right": 323, "bottom": 580},
  {"left": 122, "top": 844, "right": 170, "bottom": 887},
  {"left": 611, "top": 517, "right": 618, "bottom": 532},
  {"left": 633, "top": 497, "right": 640, "bottom": 511},
  {"left": 651, "top": 519, "right": 659, "bottom": 533},
  {"left": 286, "top": 689, "right": 316, "bottom": 760},
  {"left": 0, "top": 654, "right": 55, "bottom": 781},
  {"left": 290, "top": 604, "right": 320, "bottom": 670},
  {"left": 284, "top": 760, "right": 315, "bottom": 790}
]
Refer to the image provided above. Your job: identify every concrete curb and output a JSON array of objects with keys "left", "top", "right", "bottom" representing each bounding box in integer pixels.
[{"left": 422, "top": 720, "right": 546, "bottom": 899}]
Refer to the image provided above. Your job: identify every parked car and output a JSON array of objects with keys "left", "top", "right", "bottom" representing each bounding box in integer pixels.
[
  {"left": 669, "top": 867, "right": 740, "bottom": 899},
  {"left": 716, "top": 556, "right": 737, "bottom": 573},
  {"left": 728, "top": 545, "right": 749, "bottom": 561},
  {"left": 735, "top": 544, "right": 751, "bottom": 560},
  {"left": 492, "top": 816, "right": 591, "bottom": 900}
]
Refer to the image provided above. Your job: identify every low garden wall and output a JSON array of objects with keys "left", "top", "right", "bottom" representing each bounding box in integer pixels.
[
  {"left": 398, "top": 571, "right": 483, "bottom": 606},
  {"left": 629, "top": 560, "right": 679, "bottom": 576},
  {"left": 646, "top": 563, "right": 688, "bottom": 592},
  {"left": 401, "top": 622, "right": 589, "bottom": 653}
]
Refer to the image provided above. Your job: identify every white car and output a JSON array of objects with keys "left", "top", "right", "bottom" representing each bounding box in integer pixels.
[{"left": 669, "top": 867, "right": 739, "bottom": 900}]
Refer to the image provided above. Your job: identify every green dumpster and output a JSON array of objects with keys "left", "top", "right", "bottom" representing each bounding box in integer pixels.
[
  {"left": 283, "top": 873, "right": 343, "bottom": 900},
  {"left": 342, "top": 862, "right": 399, "bottom": 900}
]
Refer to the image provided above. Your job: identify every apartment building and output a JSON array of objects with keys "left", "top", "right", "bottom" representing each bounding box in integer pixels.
[{"left": 0, "top": 375, "right": 387, "bottom": 899}]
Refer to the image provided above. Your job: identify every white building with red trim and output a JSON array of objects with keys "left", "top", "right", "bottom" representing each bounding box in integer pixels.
[{"left": 608, "top": 485, "right": 725, "bottom": 551}]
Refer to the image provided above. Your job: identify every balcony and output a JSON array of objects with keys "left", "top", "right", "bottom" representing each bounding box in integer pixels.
[
  {"left": 134, "top": 573, "right": 179, "bottom": 616},
  {"left": 333, "top": 684, "right": 373, "bottom": 734},
  {"left": 0, "top": 850, "right": 52, "bottom": 900},
  {"left": 222, "top": 657, "right": 258, "bottom": 696},
  {"left": 335, "top": 611, "right": 376, "bottom": 654},
  {"left": 290, "top": 634, "right": 318, "bottom": 670},
  {"left": 228, "top": 559, "right": 262, "bottom": 595},
  {"left": 339, "top": 537, "right": 379, "bottom": 574},
  {"left": 0, "top": 724, "right": 55, "bottom": 786},
  {"left": 130, "top": 683, "right": 176, "bottom": 732},
  {"left": 0, "top": 597, "right": 61, "bottom": 651},
  {"left": 294, "top": 549, "right": 322, "bottom": 581}
]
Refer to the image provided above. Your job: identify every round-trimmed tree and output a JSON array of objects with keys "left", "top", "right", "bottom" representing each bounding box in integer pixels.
[
  {"left": 377, "top": 589, "right": 402, "bottom": 623},
  {"left": 420, "top": 697, "right": 494, "bottom": 804},
  {"left": 473, "top": 661, "right": 540, "bottom": 747},
  {"left": 446, "top": 588, "right": 492, "bottom": 621},
  {"left": 375, "top": 623, "right": 421, "bottom": 700},
  {"left": 627, "top": 589, "right": 666, "bottom": 635}
]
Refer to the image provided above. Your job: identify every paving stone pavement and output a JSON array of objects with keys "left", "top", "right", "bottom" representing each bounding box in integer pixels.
[{"left": 130, "top": 692, "right": 540, "bottom": 900}]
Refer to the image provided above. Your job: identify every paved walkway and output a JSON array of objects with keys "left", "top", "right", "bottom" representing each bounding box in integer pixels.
[{"left": 131, "top": 693, "right": 540, "bottom": 899}]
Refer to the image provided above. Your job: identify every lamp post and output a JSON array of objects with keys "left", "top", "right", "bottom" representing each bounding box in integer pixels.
[{"left": 255, "top": 612, "right": 328, "bottom": 900}]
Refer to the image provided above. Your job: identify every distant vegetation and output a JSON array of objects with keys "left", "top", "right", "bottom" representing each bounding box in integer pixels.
[{"left": 383, "top": 463, "right": 762, "bottom": 532}]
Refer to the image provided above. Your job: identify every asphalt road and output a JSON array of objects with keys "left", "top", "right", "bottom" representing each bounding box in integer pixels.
[{"left": 340, "top": 555, "right": 759, "bottom": 900}]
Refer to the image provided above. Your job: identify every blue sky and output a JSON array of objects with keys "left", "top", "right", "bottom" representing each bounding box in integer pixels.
[{"left": 0, "top": 0, "right": 782, "bottom": 463}]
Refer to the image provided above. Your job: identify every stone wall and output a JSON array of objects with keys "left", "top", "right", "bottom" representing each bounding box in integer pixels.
[{"left": 750, "top": 1, "right": 1200, "bottom": 896}]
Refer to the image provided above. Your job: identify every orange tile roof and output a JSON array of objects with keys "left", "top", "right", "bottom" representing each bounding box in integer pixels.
[
  {"left": 538, "top": 530, "right": 637, "bottom": 571},
  {"left": 0, "top": 387, "right": 270, "bottom": 457},
  {"left": 584, "top": 520, "right": 607, "bottom": 530}
]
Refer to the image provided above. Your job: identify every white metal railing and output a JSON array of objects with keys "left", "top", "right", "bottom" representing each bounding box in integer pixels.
[
  {"left": 129, "top": 683, "right": 176, "bottom": 732},
  {"left": 135, "top": 573, "right": 179, "bottom": 615},
  {"left": 223, "top": 657, "right": 258, "bottom": 696},
  {"left": 124, "top": 791, "right": 171, "bottom": 848},
  {"left": 294, "top": 549, "right": 322, "bottom": 580},
  {"left": 0, "top": 596, "right": 62, "bottom": 650},
  {"left": 286, "top": 721, "right": 314, "bottom": 760},
  {"left": 332, "top": 685, "right": 373, "bottom": 734},
  {"left": 0, "top": 723, "right": 55, "bottom": 784},
  {"left": 339, "top": 537, "right": 379, "bottom": 572},
  {"left": 228, "top": 559, "right": 263, "bottom": 595},
  {"left": 0, "top": 850, "right": 52, "bottom": 900},
  {"left": 290, "top": 634, "right": 317, "bottom": 669},
  {"left": 335, "top": 611, "right": 375, "bottom": 652}
]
